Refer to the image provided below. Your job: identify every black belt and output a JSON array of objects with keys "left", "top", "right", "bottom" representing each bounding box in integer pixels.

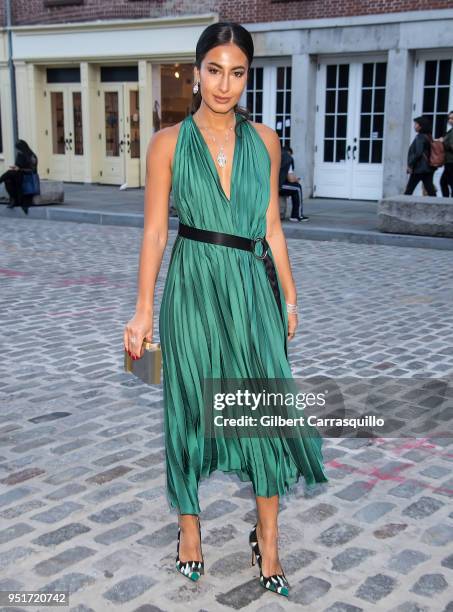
[{"left": 177, "top": 222, "right": 288, "bottom": 359}]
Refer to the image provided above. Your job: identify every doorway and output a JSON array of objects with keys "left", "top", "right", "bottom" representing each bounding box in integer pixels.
[
  {"left": 46, "top": 85, "right": 85, "bottom": 182},
  {"left": 241, "top": 61, "right": 292, "bottom": 147},
  {"left": 314, "top": 58, "right": 387, "bottom": 200},
  {"left": 99, "top": 83, "right": 140, "bottom": 186}
]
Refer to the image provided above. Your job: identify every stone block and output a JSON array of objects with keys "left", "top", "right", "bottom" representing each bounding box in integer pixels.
[
  {"left": 0, "top": 179, "right": 64, "bottom": 205},
  {"left": 377, "top": 195, "right": 453, "bottom": 237}
]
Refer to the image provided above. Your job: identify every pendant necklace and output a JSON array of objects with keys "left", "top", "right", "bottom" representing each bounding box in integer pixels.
[{"left": 200, "top": 118, "right": 235, "bottom": 168}]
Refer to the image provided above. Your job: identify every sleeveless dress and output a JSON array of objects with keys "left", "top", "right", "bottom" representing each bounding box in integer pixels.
[{"left": 159, "top": 112, "right": 329, "bottom": 514}]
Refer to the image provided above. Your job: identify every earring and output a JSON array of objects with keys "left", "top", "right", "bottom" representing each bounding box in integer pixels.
[{"left": 193, "top": 81, "right": 199, "bottom": 95}]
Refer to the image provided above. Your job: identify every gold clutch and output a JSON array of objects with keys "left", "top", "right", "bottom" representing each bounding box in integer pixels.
[{"left": 124, "top": 340, "right": 162, "bottom": 384}]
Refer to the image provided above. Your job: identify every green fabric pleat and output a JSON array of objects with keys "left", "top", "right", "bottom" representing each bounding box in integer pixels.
[{"left": 159, "top": 112, "right": 329, "bottom": 514}]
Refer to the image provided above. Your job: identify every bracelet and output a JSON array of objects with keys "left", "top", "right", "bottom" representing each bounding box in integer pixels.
[{"left": 286, "top": 302, "right": 298, "bottom": 314}]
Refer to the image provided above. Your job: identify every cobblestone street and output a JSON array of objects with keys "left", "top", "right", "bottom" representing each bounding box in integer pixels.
[{"left": 0, "top": 217, "right": 452, "bottom": 612}]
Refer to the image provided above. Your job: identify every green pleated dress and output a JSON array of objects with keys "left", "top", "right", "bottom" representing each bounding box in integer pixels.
[{"left": 159, "top": 112, "right": 329, "bottom": 515}]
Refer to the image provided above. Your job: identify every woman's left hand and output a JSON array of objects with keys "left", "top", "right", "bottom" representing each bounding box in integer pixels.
[{"left": 288, "top": 312, "right": 298, "bottom": 341}]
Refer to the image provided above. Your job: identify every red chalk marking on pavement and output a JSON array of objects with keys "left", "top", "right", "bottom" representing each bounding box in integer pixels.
[
  {"left": 54, "top": 275, "right": 111, "bottom": 287},
  {"left": 49, "top": 277, "right": 132, "bottom": 289},
  {"left": 46, "top": 306, "right": 116, "bottom": 317},
  {"left": 327, "top": 454, "right": 453, "bottom": 495},
  {"left": 0, "top": 268, "right": 29, "bottom": 277}
]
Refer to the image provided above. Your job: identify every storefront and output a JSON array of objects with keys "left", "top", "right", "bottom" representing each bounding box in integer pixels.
[
  {"left": 245, "top": 9, "right": 453, "bottom": 199},
  {"left": 4, "top": 15, "right": 218, "bottom": 188},
  {"left": 1, "top": 9, "right": 453, "bottom": 199}
]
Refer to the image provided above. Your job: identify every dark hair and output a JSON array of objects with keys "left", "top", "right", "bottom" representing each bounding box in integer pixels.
[
  {"left": 15, "top": 139, "right": 38, "bottom": 169},
  {"left": 191, "top": 22, "right": 254, "bottom": 135},
  {"left": 449, "top": 110, "right": 453, "bottom": 116},
  {"left": 16, "top": 139, "right": 34, "bottom": 156},
  {"left": 413, "top": 115, "right": 432, "bottom": 134}
]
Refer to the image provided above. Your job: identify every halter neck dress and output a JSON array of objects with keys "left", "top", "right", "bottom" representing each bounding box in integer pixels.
[{"left": 159, "top": 112, "right": 329, "bottom": 514}]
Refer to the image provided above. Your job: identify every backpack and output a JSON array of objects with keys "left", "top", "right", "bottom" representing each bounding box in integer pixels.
[{"left": 425, "top": 134, "right": 445, "bottom": 168}]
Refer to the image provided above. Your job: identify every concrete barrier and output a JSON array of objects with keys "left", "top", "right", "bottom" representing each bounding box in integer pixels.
[
  {"left": 0, "top": 178, "right": 64, "bottom": 205},
  {"left": 377, "top": 195, "right": 453, "bottom": 238}
]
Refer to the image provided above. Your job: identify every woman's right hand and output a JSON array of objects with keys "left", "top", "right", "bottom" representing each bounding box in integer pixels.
[{"left": 124, "top": 310, "right": 153, "bottom": 360}]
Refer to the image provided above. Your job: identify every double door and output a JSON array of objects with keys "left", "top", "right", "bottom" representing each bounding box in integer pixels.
[
  {"left": 314, "top": 58, "right": 387, "bottom": 200},
  {"left": 241, "top": 61, "right": 292, "bottom": 147},
  {"left": 99, "top": 83, "right": 140, "bottom": 186},
  {"left": 46, "top": 86, "right": 85, "bottom": 182}
]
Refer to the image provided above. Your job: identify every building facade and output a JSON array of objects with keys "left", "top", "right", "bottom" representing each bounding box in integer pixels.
[{"left": 1, "top": 0, "right": 453, "bottom": 199}]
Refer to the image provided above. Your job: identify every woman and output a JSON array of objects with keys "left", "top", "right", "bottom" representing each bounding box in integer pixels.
[
  {"left": 404, "top": 115, "right": 436, "bottom": 196},
  {"left": 123, "top": 22, "right": 329, "bottom": 598},
  {"left": 0, "top": 139, "right": 38, "bottom": 214},
  {"left": 440, "top": 110, "right": 453, "bottom": 197}
]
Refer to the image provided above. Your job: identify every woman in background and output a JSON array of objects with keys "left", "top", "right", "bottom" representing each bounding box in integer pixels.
[
  {"left": 404, "top": 116, "right": 436, "bottom": 196},
  {"left": 0, "top": 139, "right": 38, "bottom": 214}
]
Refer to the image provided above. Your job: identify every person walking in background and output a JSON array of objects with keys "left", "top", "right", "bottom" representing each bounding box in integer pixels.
[
  {"left": 439, "top": 110, "right": 453, "bottom": 197},
  {"left": 279, "top": 143, "right": 309, "bottom": 222},
  {"left": 0, "top": 139, "right": 38, "bottom": 214},
  {"left": 404, "top": 116, "right": 436, "bottom": 196}
]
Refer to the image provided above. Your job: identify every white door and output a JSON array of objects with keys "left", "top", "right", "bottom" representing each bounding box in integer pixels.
[
  {"left": 412, "top": 53, "right": 453, "bottom": 195},
  {"left": 240, "top": 61, "right": 292, "bottom": 146},
  {"left": 314, "top": 58, "right": 387, "bottom": 200},
  {"left": 46, "top": 86, "right": 85, "bottom": 181},
  {"left": 99, "top": 84, "right": 140, "bottom": 187}
]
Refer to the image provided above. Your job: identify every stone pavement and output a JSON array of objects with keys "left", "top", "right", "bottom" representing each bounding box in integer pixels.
[
  {"left": 1, "top": 183, "right": 452, "bottom": 251},
  {"left": 0, "top": 217, "right": 452, "bottom": 612}
]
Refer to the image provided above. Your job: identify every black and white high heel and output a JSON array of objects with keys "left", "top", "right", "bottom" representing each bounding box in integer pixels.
[
  {"left": 175, "top": 516, "right": 204, "bottom": 581},
  {"left": 249, "top": 522, "right": 289, "bottom": 597}
]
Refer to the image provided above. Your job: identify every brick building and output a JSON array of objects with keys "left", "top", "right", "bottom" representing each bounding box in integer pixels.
[{"left": 1, "top": 0, "right": 453, "bottom": 199}]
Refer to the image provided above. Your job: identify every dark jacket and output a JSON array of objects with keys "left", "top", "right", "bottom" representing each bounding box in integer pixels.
[
  {"left": 444, "top": 127, "right": 453, "bottom": 164},
  {"left": 407, "top": 133, "right": 433, "bottom": 174},
  {"left": 279, "top": 149, "right": 294, "bottom": 189},
  {"left": 15, "top": 150, "right": 38, "bottom": 173}
]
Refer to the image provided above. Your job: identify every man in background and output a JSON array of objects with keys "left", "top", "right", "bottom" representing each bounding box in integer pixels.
[{"left": 279, "top": 144, "right": 309, "bottom": 222}]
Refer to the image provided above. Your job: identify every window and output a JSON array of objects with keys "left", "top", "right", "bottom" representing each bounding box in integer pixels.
[
  {"left": 358, "top": 62, "right": 387, "bottom": 164},
  {"left": 246, "top": 68, "right": 264, "bottom": 123},
  {"left": 100, "top": 66, "right": 139, "bottom": 83},
  {"left": 44, "top": 0, "right": 83, "bottom": 6},
  {"left": 422, "top": 59, "right": 451, "bottom": 139},
  {"left": 323, "top": 64, "right": 349, "bottom": 163},
  {"left": 47, "top": 68, "right": 81, "bottom": 84},
  {"left": 276, "top": 66, "right": 292, "bottom": 147}
]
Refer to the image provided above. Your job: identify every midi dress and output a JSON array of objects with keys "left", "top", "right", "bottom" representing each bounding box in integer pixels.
[{"left": 159, "top": 112, "right": 329, "bottom": 514}]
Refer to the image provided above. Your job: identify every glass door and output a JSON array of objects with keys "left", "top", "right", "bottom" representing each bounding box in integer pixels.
[
  {"left": 99, "top": 84, "right": 140, "bottom": 186},
  {"left": 413, "top": 54, "right": 453, "bottom": 195},
  {"left": 241, "top": 61, "right": 292, "bottom": 145},
  {"left": 101, "top": 87, "right": 124, "bottom": 184},
  {"left": 314, "top": 58, "right": 387, "bottom": 200},
  {"left": 125, "top": 84, "right": 140, "bottom": 188},
  {"left": 47, "top": 86, "right": 85, "bottom": 181}
]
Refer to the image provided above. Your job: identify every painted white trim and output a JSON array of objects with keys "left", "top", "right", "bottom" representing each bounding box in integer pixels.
[
  {"left": 245, "top": 9, "right": 453, "bottom": 32},
  {"left": 11, "top": 20, "right": 214, "bottom": 62},
  {"left": 415, "top": 49, "right": 453, "bottom": 61},
  {"left": 316, "top": 52, "right": 387, "bottom": 63},
  {"left": 2, "top": 13, "right": 218, "bottom": 33}
]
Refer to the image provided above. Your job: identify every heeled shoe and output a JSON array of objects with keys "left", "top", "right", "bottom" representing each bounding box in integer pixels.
[
  {"left": 175, "top": 515, "right": 204, "bottom": 581},
  {"left": 249, "top": 523, "right": 289, "bottom": 597}
]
